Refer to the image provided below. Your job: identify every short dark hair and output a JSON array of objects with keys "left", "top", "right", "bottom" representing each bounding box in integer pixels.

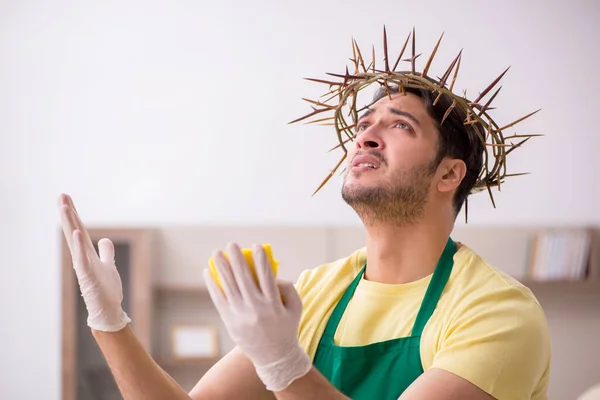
[{"left": 371, "top": 83, "right": 485, "bottom": 216}]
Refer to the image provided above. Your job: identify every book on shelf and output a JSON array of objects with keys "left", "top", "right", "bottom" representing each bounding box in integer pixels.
[{"left": 527, "top": 228, "right": 595, "bottom": 281}]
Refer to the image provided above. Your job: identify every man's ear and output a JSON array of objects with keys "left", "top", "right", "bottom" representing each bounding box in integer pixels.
[{"left": 437, "top": 158, "right": 467, "bottom": 193}]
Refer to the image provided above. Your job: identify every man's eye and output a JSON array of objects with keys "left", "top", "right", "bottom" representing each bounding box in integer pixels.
[{"left": 396, "top": 122, "right": 410, "bottom": 130}]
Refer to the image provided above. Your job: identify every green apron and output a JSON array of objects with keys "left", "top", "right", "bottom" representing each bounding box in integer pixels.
[{"left": 312, "top": 238, "right": 457, "bottom": 399}]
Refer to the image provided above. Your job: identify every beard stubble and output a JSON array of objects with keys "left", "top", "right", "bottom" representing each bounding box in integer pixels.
[{"left": 341, "top": 158, "right": 438, "bottom": 226}]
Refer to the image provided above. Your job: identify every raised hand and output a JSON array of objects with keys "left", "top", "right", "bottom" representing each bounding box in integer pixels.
[{"left": 58, "top": 194, "right": 131, "bottom": 332}]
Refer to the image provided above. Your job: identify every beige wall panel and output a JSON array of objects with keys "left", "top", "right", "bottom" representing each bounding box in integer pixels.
[{"left": 154, "top": 226, "right": 330, "bottom": 287}]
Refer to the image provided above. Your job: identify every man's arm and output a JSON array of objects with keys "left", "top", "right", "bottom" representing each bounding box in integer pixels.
[
  {"left": 399, "top": 368, "right": 496, "bottom": 400},
  {"left": 93, "top": 326, "right": 276, "bottom": 400},
  {"left": 270, "top": 366, "right": 493, "bottom": 400},
  {"left": 58, "top": 194, "right": 273, "bottom": 400},
  {"left": 92, "top": 326, "right": 193, "bottom": 400},
  {"left": 94, "top": 325, "right": 492, "bottom": 400},
  {"left": 190, "top": 347, "right": 275, "bottom": 400},
  {"left": 271, "top": 367, "right": 348, "bottom": 400}
]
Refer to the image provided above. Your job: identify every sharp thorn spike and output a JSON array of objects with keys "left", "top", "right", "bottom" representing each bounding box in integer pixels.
[
  {"left": 495, "top": 109, "right": 541, "bottom": 132},
  {"left": 474, "top": 66, "right": 511, "bottom": 103},
  {"left": 393, "top": 30, "right": 412, "bottom": 71},
  {"left": 383, "top": 25, "right": 390, "bottom": 72},
  {"left": 411, "top": 26, "right": 417, "bottom": 73},
  {"left": 421, "top": 31, "right": 444, "bottom": 77}
]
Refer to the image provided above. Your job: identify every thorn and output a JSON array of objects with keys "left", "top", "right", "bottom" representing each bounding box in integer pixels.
[
  {"left": 439, "top": 49, "right": 462, "bottom": 88},
  {"left": 339, "top": 123, "right": 357, "bottom": 132},
  {"left": 351, "top": 37, "right": 358, "bottom": 74},
  {"left": 505, "top": 136, "right": 532, "bottom": 156},
  {"left": 504, "top": 172, "right": 531, "bottom": 177},
  {"left": 325, "top": 72, "right": 363, "bottom": 80},
  {"left": 449, "top": 52, "right": 462, "bottom": 92},
  {"left": 302, "top": 98, "right": 337, "bottom": 109},
  {"left": 304, "top": 77, "right": 344, "bottom": 86},
  {"left": 319, "top": 88, "right": 342, "bottom": 104},
  {"left": 505, "top": 133, "right": 544, "bottom": 139},
  {"left": 474, "top": 66, "right": 510, "bottom": 104},
  {"left": 410, "top": 26, "right": 417, "bottom": 73},
  {"left": 475, "top": 86, "right": 502, "bottom": 117},
  {"left": 372, "top": 44, "right": 376, "bottom": 73},
  {"left": 486, "top": 143, "right": 514, "bottom": 147},
  {"left": 288, "top": 107, "right": 332, "bottom": 125},
  {"left": 304, "top": 116, "right": 336, "bottom": 125},
  {"left": 441, "top": 99, "right": 457, "bottom": 124},
  {"left": 486, "top": 183, "right": 497, "bottom": 209},
  {"left": 353, "top": 38, "right": 367, "bottom": 73},
  {"left": 495, "top": 109, "right": 541, "bottom": 132},
  {"left": 383, "top": 25, "right": 390, "bottom": 73},
  {"left": 384, "top": 80, "right": 392, "bottom": 99},
  {"left": 393, "top": 29, "right": 412, "bottom": 71},
  {"left": 328, "top": 137, "right": 353, "bottom": 152},
  {"left": 343, "top": 65, "right": 350, "bottom": 86},
  {"left": 403, "top": 54, "right": 422, "bottom": 68},
  {"left": 312, "top": 154, "right": 346, "bottom": 196},
  {"left": 422, "top": 32, "right": 444, "bottom": 77}
]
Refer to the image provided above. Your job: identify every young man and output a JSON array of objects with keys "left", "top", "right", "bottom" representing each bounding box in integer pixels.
[
  {"left": 58, "top": 33, "right": 550, "bottom": 400},
  {"left": 200, "top": 85, "right": 551, "bottom": 400}
]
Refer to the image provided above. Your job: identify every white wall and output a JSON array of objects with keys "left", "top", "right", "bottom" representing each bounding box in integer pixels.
[{"left": 1, "top": 0, "right": 598, "bottom": 398}]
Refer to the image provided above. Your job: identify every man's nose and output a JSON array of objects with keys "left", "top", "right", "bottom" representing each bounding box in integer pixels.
[{"left": 355, "top": 125, "right": 383, "bottom": 150}]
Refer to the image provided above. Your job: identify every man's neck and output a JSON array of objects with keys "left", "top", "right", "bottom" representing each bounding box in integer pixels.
[{"left": 363, "top": 215, "right": 454, "bottom": 285}]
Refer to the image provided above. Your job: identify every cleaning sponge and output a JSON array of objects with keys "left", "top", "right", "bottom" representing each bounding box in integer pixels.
[{"left": 208, "top": 244, "right": 279, "bottom": 289}]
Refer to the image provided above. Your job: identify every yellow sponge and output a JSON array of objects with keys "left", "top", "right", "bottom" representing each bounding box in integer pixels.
[{"left": 208, "top": 244, "right": 279, "bottom": 289}]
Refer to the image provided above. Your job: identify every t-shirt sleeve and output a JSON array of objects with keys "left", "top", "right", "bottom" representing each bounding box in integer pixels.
[
  {"left": 293, "top": 268, "right": 318, "bottom": 357},
  {"left": 429, "top": 287, "right": 551, "bottom": 400},
  {"left": 293, "top": 269, "right": 310, "bottom": 293}
]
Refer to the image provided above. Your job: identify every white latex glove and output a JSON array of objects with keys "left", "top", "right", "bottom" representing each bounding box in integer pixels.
[
  {"left": 58, "top": 194, "right": 131, "bottom": 332},
  {"left": 578, "top": 384, "right": 600, "bottom": 400},
  {"left": 204, "top": 243, "right": 312, "bottom": 392}
]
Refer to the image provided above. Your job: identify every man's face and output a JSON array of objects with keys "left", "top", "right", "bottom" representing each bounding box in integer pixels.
[{"left": 341, "top": 92, "right": 441, "bottom": 224}]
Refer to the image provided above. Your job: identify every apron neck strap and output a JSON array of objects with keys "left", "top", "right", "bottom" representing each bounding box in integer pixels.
[
  {"left": 322, "top": 237, "right": 457, "bottom": 339},
  {"left": 322, "top": 263, "right": 365, "bottom": 338},
  {"left": 411, "top": 237, "right": 456, "bottom": 335}
]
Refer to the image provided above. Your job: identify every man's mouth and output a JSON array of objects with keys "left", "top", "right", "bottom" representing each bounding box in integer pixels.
[
  {"left": 355, "top": 162, "right": 378, "bottom": 169},
  {"left": 351, "top": 154, "right": 383, "bottom": 170}
]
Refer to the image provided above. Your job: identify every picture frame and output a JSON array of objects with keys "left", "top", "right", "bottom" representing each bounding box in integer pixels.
[{"left": 169, "top": 324, "right": 219, "bottom": 361}]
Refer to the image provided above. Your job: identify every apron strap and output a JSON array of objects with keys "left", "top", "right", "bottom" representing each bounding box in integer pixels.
[
  {"left": 321, "top": 238, "right": 456, "bottom": 339},
  {"left": 411, "top": 238, "right": 456, "bottom": 336},
  {"left": 321, "top": 265, "right": 365, "bottom": 339}
]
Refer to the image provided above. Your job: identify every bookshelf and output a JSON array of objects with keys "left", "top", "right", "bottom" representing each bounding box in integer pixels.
[{"left": 527, "top": 228, "right": 599, "bottom": 281}]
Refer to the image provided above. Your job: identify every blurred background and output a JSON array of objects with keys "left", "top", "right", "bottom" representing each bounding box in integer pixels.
[{"left": 1, "top": 0, "right": 599, "bottom": 399}]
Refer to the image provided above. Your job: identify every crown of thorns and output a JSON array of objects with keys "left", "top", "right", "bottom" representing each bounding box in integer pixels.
[{"left": 289, "top": 26, "right": 541, "bottom": 217}]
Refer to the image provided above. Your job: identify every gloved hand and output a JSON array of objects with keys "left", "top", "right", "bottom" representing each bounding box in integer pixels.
[
  {"left": 204, "top": 243, "right": 312, "bottom": 392},
  {"left": 58, "top": 194, "right": 131, "bottom": 332}
]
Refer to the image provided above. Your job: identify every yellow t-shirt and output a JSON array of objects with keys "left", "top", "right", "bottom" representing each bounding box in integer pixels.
[{"left": 295, "top": 243, "right": 551, "bottom": 400}]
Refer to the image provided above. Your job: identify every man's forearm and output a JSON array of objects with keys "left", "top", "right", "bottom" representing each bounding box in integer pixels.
[
  {"left": 91, "top": 325, "right": 194, "bottom": 400},
  {"left": 273, "top": 367, "right": 349, "bottom": 400}
]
